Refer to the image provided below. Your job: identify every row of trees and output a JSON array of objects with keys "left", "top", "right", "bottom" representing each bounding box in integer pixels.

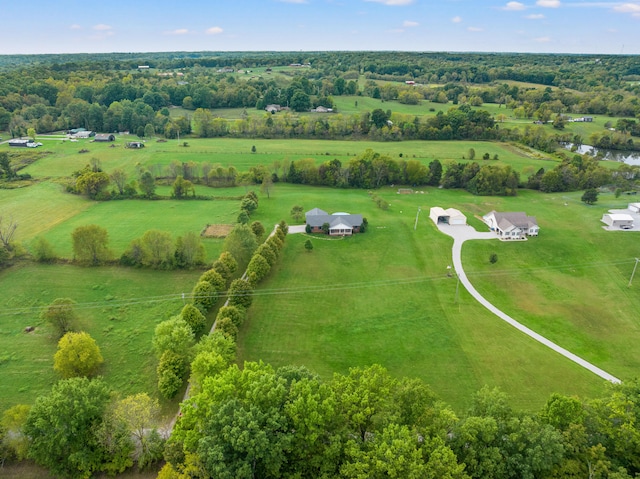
[
  {"left": 152, "top": 216, "right": 289, "bottom": 400},
  {"left": 161, "top": 361, "right": 640, "bottom": 479}
]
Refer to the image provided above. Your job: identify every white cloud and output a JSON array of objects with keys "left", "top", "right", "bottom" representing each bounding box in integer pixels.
[
  {"left": 535, "top": 36, "right": 552, "bottom": 42},
  {"left": 467, "top": 26, "right": 484, "bottom": 31},
  {"left": 503, "top": 1, "right": 526, "bottom": 10},
  {"left": 206, "top": 26, "right": 224, "bottom": 35},
  {"left": 403, "top": 20, "right": 419, "bottom": 27},
  {"left": 536, "top": 0, "right": 561, "bottom": 7},
  {"left": 70, "top": 24, "right": 82, "bottom": 30},
  {"left": 526, "top": 13, "right": 545, "bottom": 18},
  {"left": 166, "top": 29, "right": 190, "bottom": 35},
  {"left": 364, "top": 0, "right": 415, "bottom": 5},
  {"left": 613, "top": 3, "right": 640, "bottom": 16},
  {"left": 451, "top": 16, "right": 462, "bottom": 23},
  {"left": 93, "top": 24, "right": 112, "bottom": 31}
]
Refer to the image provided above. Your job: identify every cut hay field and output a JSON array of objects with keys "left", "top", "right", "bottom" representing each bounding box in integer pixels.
[
  {"left": 0, "top": 263, "right": 200, "bottom": 413},
  {"left": 236, "top": 184, "right": 640, "bottom": 410}
]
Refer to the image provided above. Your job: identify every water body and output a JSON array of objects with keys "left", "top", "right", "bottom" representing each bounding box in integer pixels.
[{"left": 563, "top": 143, "right": 640, "bottom": 166}]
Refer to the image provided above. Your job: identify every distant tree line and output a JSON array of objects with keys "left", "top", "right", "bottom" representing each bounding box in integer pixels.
[{"left": 3, "top": 51, "right": 640, "bottom": 146}]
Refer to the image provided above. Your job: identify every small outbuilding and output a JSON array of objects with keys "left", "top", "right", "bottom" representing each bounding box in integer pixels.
[
  {"left": 8, "top": 139, "right": 30, "bottom": 147},
  {"left": 602, "top": 213, "right": 634, "bottom": 228},
  {"left": 629, "top": 203, "right": 640, "bottom": 213},
  {"left": 71, "top": 130, "right": 95, "bottom": 139},
  {"left": 125, "top": 141, "right": 145, "bottom": 149},
  {"left": 94, "top": 133, "right": 115, "bottom": 142},
  {"left": 430, "top": 207, "right": 467, "bottom": 226}
]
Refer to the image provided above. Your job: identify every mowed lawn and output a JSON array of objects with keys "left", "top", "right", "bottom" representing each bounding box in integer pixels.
[
  {"left": 461, "top": 189, "right": 640, "bottom": 381},
  {"left": 237, "top": 185, "right": 608, "bottom": 411},
  {"left": 0, "top": 263, "right": 200, "bottom": 413}
]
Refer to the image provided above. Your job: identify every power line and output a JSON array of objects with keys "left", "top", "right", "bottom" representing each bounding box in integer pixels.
[{"left": 1, "top": 257, "right": 636, "bottom": 317}]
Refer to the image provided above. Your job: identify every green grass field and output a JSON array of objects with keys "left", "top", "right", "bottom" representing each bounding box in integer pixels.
[
  {"left": 8, "top": 137, "right": 559, "bottom": 182},
  {"left": 462, "top": 189, "right": 640, "bottom": 381},
  {"left": 0, "top": 263, "right": 200, "bottom": 414},
  {"left": 236, "top": 184, "right": 625, "bottom": 411},
  {"left": 0, "top": 135, "right": 636, "bottom": 414},
  {"left": 33, "top": 198, "right": 236, "bottom": 259}
]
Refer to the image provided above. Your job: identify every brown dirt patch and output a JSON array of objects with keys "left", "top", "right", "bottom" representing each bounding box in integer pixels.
[{"left": 202, "top": 224, "right": 234, "bottom": 238}]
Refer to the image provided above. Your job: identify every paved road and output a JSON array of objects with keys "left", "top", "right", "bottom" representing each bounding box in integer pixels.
[{"left": 437, "top": 223, "right": 621, "bottom": 384}]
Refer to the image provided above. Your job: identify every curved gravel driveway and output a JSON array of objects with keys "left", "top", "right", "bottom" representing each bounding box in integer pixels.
[{"left": 437, "top": 223, "right": 620, "bottom": 384}]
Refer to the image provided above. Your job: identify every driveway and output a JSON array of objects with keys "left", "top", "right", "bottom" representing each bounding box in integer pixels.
[
  {"left": 288, "top": 224, "right": 307, "bottom": 234},
  {"left": 437, "top": 223, "right": 620, "bottom": 383}
]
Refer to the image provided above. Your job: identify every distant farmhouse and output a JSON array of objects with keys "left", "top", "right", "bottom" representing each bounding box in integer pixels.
[
  {"left": 483, "top": 211, "right": 539, "bottom": 239},
  {"left": 311, "top": 106, "right": 333, "bottom": 113},
  {"left": 305, "top": 208, "right": 363, "bottom": 236},
  {"left": 69, "top": 130, "right": 95, "bottom": 139},
  {"left": 94, "top": 134, "right": 115, "bottom": 142},
  {"left": 8, "top": 139, "right": 41, "bottom": 148},
  {"left": 265, "top": 104, "right": 289, "bottom": 114}
]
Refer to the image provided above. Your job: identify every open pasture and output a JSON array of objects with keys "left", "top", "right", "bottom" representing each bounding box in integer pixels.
[
  {"left": 9, "top": 137, "right": 557, "bottom": 181},
  {"left": 26, "top": 198, "right": 236, "bottom": 260},
  {"left": 237, "top": 184, "right": 621, "bottom": 410},
  {"left": 0, "top": 263, "right": 200, "bottom": 413}
]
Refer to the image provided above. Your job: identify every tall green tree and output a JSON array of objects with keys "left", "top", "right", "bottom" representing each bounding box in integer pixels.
[
  {"left": 24, "top": 377, "right": 111, "bottom": 479},
  {"left": 223, "top": 224, "right": 257, "bottom": 269},
  {"left": 53, "top": 331, "right": 104, "bottom": 378},
  {"left": 72, "top": 224, "right": 111, "bottom": 265},
  {"left": 139, "top": 170, "right": 156, "bottom": 198}
]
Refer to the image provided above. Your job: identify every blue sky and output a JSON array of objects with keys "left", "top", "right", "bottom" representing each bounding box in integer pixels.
[{"left": 3, "top": 0, "right": 640, "bottom": 55}]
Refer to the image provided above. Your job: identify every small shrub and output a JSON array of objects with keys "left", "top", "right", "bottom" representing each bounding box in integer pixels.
[{"left": 489, "top": 253, "right": 498, "bottom": 264}]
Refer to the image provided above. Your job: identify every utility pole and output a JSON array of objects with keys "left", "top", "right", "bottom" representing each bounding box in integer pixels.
[
  {"left": 414, "top": 207, "right": 421, "bottom": 231},
  {"left": 629, "top": 258, "right": 640, "bottom": 287}
]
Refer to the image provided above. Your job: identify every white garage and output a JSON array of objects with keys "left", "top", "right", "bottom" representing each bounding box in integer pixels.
[
  {"left": 629, "top": 203, "right": 640, "bottom": 213},
  {"left": 430, "top": 207, "right": 467, "bottom": 226},
  {"left": 602, "top": 213, "right": 634, "bottom": 228}
]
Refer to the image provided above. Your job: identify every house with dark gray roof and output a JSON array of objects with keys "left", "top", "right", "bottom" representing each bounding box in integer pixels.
[
  {"left": 483, "top": 211, "right": 539, "bottom": 239},
  {"left": 305, "top": 208, "right": 363, "bottom": 236}
]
